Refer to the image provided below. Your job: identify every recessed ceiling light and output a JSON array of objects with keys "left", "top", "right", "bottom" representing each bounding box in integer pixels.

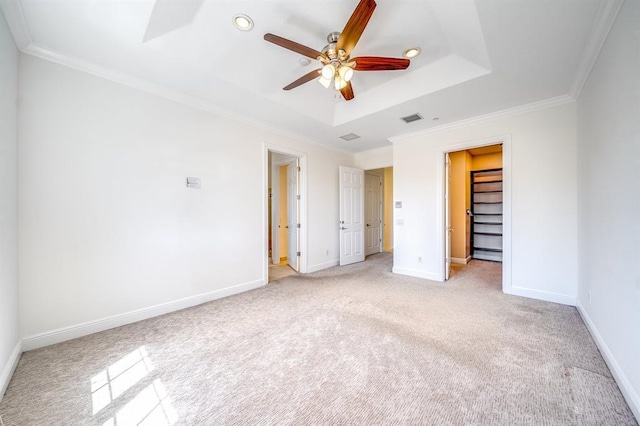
[
  {"left": 299, "top": 58, "right": 311, "bottom": 66},
  {"left": 232, "top": 14, "right": 253, "bottom": 31},
  {"left": 403, "top": 47, "right": 421, "bottom": 58}
]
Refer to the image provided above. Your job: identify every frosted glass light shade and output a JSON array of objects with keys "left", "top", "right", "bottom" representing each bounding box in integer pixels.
[{"left": 321, "top": 64, "right": 336, "bottom": 80}]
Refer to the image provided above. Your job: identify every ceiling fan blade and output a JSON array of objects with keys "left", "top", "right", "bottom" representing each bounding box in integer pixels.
[
  {"left": 264, "top": 33, "right": 326, "bottom": 60},
  {"left": 283, "top": 69, "right": 322, "bottom": 90},
  {"left": 336, "top": 0, "right": 377, "bottom": 56},
  {"left": 352, "top": 56, "right": 410, "bottom": 71},
  {"left": 341, "top": 81, "right": 355, "bottom": 101}
]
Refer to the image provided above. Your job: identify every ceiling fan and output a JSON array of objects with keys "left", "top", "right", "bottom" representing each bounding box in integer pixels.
[{"left": 264, "top": 0, "right": 410, "bottom": 101}]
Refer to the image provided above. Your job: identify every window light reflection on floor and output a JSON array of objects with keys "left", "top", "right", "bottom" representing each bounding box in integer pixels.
[
  {"left": 90, "top": 346, "right": 179, "bottom": 425},
  {"left": 91, "top": 346, "right": 155, "bottom": 415},
  {"left": 103, "top": 379, "right": 178, "bottom": 426}
]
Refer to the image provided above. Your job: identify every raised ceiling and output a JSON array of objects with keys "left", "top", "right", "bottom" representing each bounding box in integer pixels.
[{"left": 1, "top": 0, "right": 620, "bottom": 152}]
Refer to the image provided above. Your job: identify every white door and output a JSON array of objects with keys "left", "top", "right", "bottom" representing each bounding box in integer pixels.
[
  {"left": 287, "top": 160, "right": 300, "bottom": 271},
  {"left": 365, "top": 173, "right": 382, "bottom": 256},
  {"left": 340, "top": 166, "right": 365, "bottom": 266},
  {"left": 445, "top": 153, "right": 452, "bottom": 280}
]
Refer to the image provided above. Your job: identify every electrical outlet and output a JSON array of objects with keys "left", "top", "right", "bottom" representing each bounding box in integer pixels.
[
  {"left": 418, "top": 256, "right": 422, "bottom": 263},
  {"left": 325, "top": 249, "right": 329, "bottom": 256}
]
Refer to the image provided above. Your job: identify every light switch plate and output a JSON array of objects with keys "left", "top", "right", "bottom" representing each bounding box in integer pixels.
[{"left": 395, "top": 201, "right": 402, "bottom": 208}]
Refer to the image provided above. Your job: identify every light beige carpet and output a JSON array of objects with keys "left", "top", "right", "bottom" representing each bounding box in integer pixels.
[{"left": 0, "top": 253, "right": 636, "bottom": 425}]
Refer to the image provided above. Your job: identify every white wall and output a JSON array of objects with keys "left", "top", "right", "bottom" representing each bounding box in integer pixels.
[
  {"left": 576, "top": 0, "right": 639, "bottom": 418},
  {"left": 18, "top": 55, "right": 353, "bottom": 345},
  {"left": 392, "top": 102, "right": 578, "bottom": 305},
  {"left": 0, "top": 7, "right": 20, "bottom": 398},
  {"left": 354, "top": 145, "right": 393, "bottom": 170}
]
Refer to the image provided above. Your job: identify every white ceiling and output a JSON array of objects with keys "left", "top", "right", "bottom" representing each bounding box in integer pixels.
[{"left": 1, "top": 0, "right": 617, "bottom": 152}]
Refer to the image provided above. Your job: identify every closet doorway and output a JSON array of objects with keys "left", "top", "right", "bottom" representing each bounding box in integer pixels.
[{"left": 444, "top": 143, "right": 507, "bottom": 283}]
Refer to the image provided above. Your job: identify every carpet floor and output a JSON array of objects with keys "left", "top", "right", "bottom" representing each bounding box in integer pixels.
[{"left": 0, "top": 253, "right": 636, "bottom": 425}]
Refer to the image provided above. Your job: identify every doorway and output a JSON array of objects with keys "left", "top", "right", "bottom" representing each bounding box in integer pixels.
[
  {"left": 340, "top": 166, "right": 394, "bottom": 266},
  {"left": 364, "top": 167, "right": 394, "bottom": 255},
  {"left": 265, "top": 147, "right": 307, "bottom": 283},
  {"left": 442, "top": 139, "right": 510, "bottom": 292}
]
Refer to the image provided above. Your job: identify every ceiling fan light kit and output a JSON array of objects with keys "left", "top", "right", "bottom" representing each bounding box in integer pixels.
[{"left": 263, "top": 0, "right": 410, "bottom": 101}]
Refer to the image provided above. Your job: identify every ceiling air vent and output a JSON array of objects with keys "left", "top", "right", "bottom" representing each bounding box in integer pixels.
[
  {"left": 400, "top": 113, "right": 423, "bottom": 123},
  {"left": 340, "top": 133, "right": 361, "bottom": 141}
]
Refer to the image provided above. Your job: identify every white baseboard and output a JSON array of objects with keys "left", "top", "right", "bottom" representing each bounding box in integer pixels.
[
  {"left": 307, "top": 259, "right": 339, "bottom": 273},
  {"left": 451, "top": 257, "right": 471, "bottom": 265},
  {"left": 503, "top": 286, "right": 576, "bottom": 306},
  {"left": 0, "top": 340, "right": 22, "bottom": 402},
  {"left": 22, "top": 279, "right": 265, "bottom": 351},
  {"left": 392, "top": 266, "right": 441, "bottom": 281},
  {"left": 576, "top": 300, "right": 640, "bottom": 421}
]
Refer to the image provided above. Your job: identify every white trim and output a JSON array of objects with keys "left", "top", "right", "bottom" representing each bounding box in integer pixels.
[
  {"left": 20, "top": 44, "right": 355, "bottom": 157},
  {"left": 569, "top": 0, "right": 624, "bottom": 99},
  {"left": 0, "top": 0, "right": 32, "bottom": 49},
  {"left": 451, "top": 256, "right": 471, "bottom": 265},
  {"left": 388, "top": 95, "right": 574, "bottom": 144},
  {"left": 0, "top": 340, "right": 22, "bottom": 401},
  {"left": 504, "top": 286, "right": 575, "bottom": 306},
  {"left": 392, "top": 267, "right": 441, "bottom": 281},
  {"left": 307, "top": 259, "right": 339, "bottom": 273},
  {"left": 576, "top": 300, "right": 640, "bottom": 420},
  {"left": 22, "top": 279, "right": 264, "bottom": 351}
]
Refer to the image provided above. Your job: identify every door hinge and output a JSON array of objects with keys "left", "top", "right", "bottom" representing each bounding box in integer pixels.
[
  {"left": 297, "top": 223, "right": 301, "bottom": 228},
  {"left": 297, "top": 251, "right": 301, "bottom": 257},
  {"left": 297, "top": 166, "right": 301, "bottom": 172},
  {"left": 296, "top": 194, "right": 301, "bottom": 200}
]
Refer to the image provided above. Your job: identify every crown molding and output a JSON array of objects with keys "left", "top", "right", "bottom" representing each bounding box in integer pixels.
[
  {"left": 21, "top": 43, "right": 354, "bottom": 158},
  {"left": 388, "top": 94, "right": 575, "bottom": 144},
  {"left": 0, "top": 0, "right": 32, "bottom": 49},
  {"left": 569, "top": 0, "right": 623, "bottom": 99},
  {"left": 0, "top": 0, "right": 348, "bottom": 155}
]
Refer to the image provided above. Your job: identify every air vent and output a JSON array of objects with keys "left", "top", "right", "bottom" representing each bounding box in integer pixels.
[
  {"left": 340, "top": 133, "right": 361, "bottom": 141},
  {"left": 400, "top": 113, "right": 423, "bottom": 123}
]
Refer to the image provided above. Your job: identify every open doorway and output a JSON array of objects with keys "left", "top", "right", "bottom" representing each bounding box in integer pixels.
[
  {"left": 364, "top": 168, "right": 394, "bottom": 256},
  {"left": 444, "top": 142, "right": 509, "bottom": 288},
  {"left": 339, "top": 166, "right": 394, "bottom": 266},
  {"left": 266, "top": 147, "right": 306, "bottom": 283}
]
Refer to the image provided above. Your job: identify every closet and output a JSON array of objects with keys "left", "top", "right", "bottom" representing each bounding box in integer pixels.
[{"left": 471, "top": 168, "right": 503, "bottom": 262}]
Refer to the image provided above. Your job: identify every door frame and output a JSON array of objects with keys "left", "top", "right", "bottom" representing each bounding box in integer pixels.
[
  {"left": 444, "top": 153, "right": 452, "bottom": 280},
  {"left": 440, "top": 135, "right": 511, "bottom": 293},
  {"left": 264, "top": 144, "right": 307, "bottom": 283}
]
